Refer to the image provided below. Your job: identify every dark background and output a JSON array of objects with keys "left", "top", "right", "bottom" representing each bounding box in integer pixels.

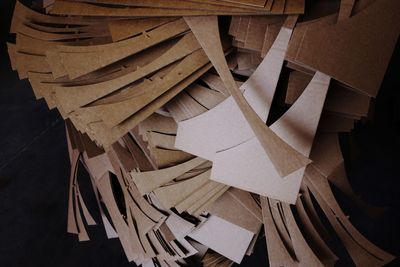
[{"left": 0, "top": 1, "right": 399, "bottom": 266}]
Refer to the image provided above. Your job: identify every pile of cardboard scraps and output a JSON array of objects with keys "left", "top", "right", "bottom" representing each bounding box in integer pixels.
[{"left": 7, "top": 0, "right": 400, "bottom": 266}]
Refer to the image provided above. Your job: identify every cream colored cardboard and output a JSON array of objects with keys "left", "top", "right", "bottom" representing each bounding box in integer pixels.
[
  {"left": 175, "top": 25, "right": 293, "bottom": 161},
  {"left": 184, "top": 16, "right": 311, "bottom": 178},
  {"left": 211, "top": 72, "right": 330, "bottom": 203},
  {"left": 188, "top": 215, "right": 254, "bottom": 263}
]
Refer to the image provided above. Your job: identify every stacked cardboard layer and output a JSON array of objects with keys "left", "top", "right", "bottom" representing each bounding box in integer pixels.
[{"left": 7, "top": 0, "right": 400, "bottom": 266}]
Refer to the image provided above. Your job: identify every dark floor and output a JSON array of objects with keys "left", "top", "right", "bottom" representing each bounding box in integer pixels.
[{"left": 0, "top": 1, "right": 399, "bottom": 266}]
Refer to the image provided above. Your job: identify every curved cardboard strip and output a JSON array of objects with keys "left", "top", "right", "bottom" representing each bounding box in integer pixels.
[
  {"left": 24, "top": 21, "right": 107, "bottom": 34},
  {"left": 175, "top": 25, "right": 293, "bottom": 161},
  {"left": 74, "top": 63, "right": 213, "bottom": 148},
  {"left": 74, "top": 185, "right": 90, "bottom": 241},
  {"left": 295, "top": 196, "right": 338, "bottom": 267},
  {"left": 202, "top": 251, "right": 223, "bottom": 266},
  {"left": 55, "top": 33, "right": 200, "bottom": 114},
  {"left": 71, "top": 49, "right": 209, "bottom": 132},
  {"left": 260, "top": 197, "right": 298, "bottom": 267},
  {"left": 25, "top": 41, "right": 156, "bottom": 98},
  {"left": 328, "top": 163, "right": 386, "bottom": 217},
  {"left": 11, "top": 1, "right": 100, "bottom": 31},
  {"left": 7, "top": 43, "right": 17, "bottom": 71},
  {"left": 122, "top": 134, "right": 156, "bottom": 172},
  {"left": 122, "top": 173, "right": 166, "bottom": 225},
  {"left": 108, "top": 17, "right": 178, "bottom": 42},
  {"left": 201, "top": 73, "right": 231, "bottom": 95},
  {"left": 130, "top": 157, "right": 206, "bottom": 195},
  {"left": 165, "top": 213, "right": 195, "bottom": 241},
  {"left": 76, "top": 185, "right": 96, "bottom": 226},
  {"left": 211, "top": 72, "right": 330, "bottom": 203},
  {"left": 89, "top": 177, "right": 118, "bottom": 239},
  {"left": 148, "top": 147, "right": 194, "bottom": 169},
  {"left": 304, "top": 173, "right": 393, "bottom": 266},
  {"left": 305, "top": 165, "right": 395, "bottom": 264},
  {"left": 50, "top": 0, "right": 268, "bottom": 16},
  {"left": 298, "top": 184, "right": 331, "bottom": 242},
  {"left": 15, "top": 52, "right": 50, "bottom": 79},
  {"left": 146, "top": 132, "right": 176, "bottom": 150},
  {"left": 127, "top": 201, "right": 157, "bottom": 258},
  {"left": 192, "top": 185, "right": 230, "bottom": 217},
  {"left": 67, "top": 149, "right": 79, "bottom": 235},
  {"left": 82, "top": 150, "right": 114, "bottom": 180},
  {"left": 185, "top": 84, "right": 226, "bottom": 110},
  {"left": 109, "top": 149, "right": 166, "bottom": 223},
  {"left": 53, "top": 26, "right": 182, "bottom": 55},
  {"left": 282, "top": 203, "right": 326, "bottom": 267},
  {"left": 61, "top": 42, "right": 178, "bottom": 86},
  {"left": 311, "top": 133, "right": 386, "bottom": 216},
  {"left": 268, "top": 199, "right": 295, "bottom": 254},
  {"left": 175, "top": 181, "right": 220, "bottom": 213},
  {"left": 174, "top": 166, "right": 211, "bottom": 181},
  {"left": 139, "top": 114, "right": 177, "bottom": 136},
  {"left": 56, "top": 19, "right": 190, "bottom": 79},
  {"left": 166, "top": 91, "right": 209, "bottom": 122},
  {"left": 226, "top": 188, "right": 262, "bottom": 222},
  {"left": 124, "top": 205, "right": 148, "bottom": 260},
  {"left": 147, "top": 230, "right": 173, "bottom": 260},
  {"left": 186, "top": 183, "right": 226, "bottom": 214},
  {"left": 80, "top": 154, "right": 118, "bottom": 239},
  {"left": 70, "top": 0, "right": 265, "bottom": 12},
  {"left": 15, "top": 23, "right": 109, "bottom": 41},
  {"left": 81, "top": 54, "right": 178, "bottom": 105},
  {"left": 207, "top": 191, "right": 262, "bottom": 233},
  {"left": 190, "top": 0, "right": 273, "bottom": 10},
  {"left": 128, "top": 185, "right": 166, "bottom": 223},
  {"left": 96, "top": 172, "right": 137, "bottom": 261}
]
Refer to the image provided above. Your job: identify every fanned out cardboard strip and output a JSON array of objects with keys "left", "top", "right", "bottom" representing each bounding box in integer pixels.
[{"left": 7, "top": 0, "right": 400, "bottom": 266}]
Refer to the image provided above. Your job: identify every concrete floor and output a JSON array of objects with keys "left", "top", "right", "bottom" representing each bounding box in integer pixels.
[{"left": 0, "top": 1, "right": 399, "bottom": 266}]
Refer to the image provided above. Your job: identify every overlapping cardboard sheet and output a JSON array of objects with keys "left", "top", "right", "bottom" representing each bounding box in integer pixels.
[{"left": 7, "top": 0, "right": 400, "bottom": 266}]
